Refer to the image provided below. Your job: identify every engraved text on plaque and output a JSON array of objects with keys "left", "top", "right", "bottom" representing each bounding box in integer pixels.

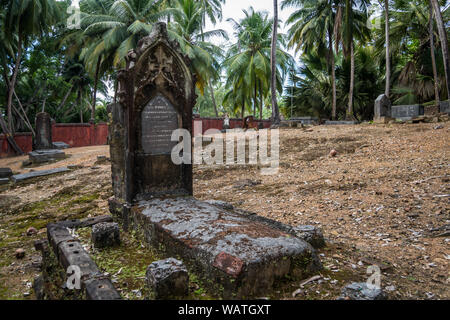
[{"left": 142, "top": 95, "right": 179, "bottom": 155}]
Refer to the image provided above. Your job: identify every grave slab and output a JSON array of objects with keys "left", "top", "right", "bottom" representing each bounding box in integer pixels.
[
  {"left": 123, "top": 197, "right": 321, "bottom": 299},
  {"left": 29, "top": 149, "right": 66, "bottom": 164},
  {"left": 291, "top": 117, "right": 319, "bottom": 125},
  {"left": 391, "top": 104, "right": 424, "bottom": 120},
  {"left": 325, "top": 121, "right": 359, "bottom": 125},
  {"left": 52, "top": 142, "right": 70, "bottom": 149},
  {"left": 12, "top": 167, "right": 70, "bottom": 183}
]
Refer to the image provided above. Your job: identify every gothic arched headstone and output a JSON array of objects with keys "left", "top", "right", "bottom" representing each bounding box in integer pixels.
[{"left": 110, "top": 22, "right": 196, "bottom": 203}]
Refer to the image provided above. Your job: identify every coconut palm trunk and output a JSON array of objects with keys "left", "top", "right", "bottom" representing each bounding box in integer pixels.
[
  {"left": 384, "top": 0, "right": 390, "bottom": 98},
  {"left": 259, "top": 80, "right": 264, "bottom": 120},
  {"left": 431, "top": 0, "right": 450, "bottom": 100},
  {"left": 271, "top": 0, "right": 281, "bottom": 125},
  {"left": 208, "top": 79, "right": 219, "bottom": 117},
  {"left": 91, "top": 56, "right": 101, "bottom": 122},
  {"left": 429, "top": 0, "right": 440, "bottom": 109},
  {"left": 329, "top": 31, "right": 337, "bottom": 120},
  {"left": 347, "top": 43, "right": 355, "bottom": 119}
]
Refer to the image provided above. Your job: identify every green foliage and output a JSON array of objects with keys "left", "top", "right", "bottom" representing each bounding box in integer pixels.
[{"left": 0, "top": 0, "right": 449, "bottom": 129}]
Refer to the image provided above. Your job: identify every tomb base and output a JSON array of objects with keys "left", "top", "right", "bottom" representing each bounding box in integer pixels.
[
  {"left": 109, "top": 197, "right": 321, "bottom": 299},
  {"left": 29, "top": 149, "right": 66, "bottom": 164}
]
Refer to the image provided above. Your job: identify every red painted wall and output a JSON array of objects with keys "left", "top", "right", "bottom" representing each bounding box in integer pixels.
[
  {"left": 51, "top": 123, "right": 108, "bottom": 148},
  {"left": 0, "top": 133, "right": 33, "bottom": 158},
  {"left": 1, "top": 119, "right": 270, "bottom": 158}
]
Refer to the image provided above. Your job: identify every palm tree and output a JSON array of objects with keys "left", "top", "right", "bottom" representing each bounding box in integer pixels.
[
  {"left": 225, "top": 8, "right": 291, "bottom": 122},
  {"left": 283, "top": 0, "right": 338, "bottom": 119},
  {"left": 197, "top": 0, "right": 225, "bottom": 117},
  {"left": 383, "top": 0, "right": 390, "bottom": 98},
  {"left": 165, "top": 0, "right": 227, "bottom": 102},
  {"left": 3, "top": 0, "right": 60, "bottom": 133},
  {"left": 429, "top": 0, "right": 440, "bottom": 109},
  {"left": 64, "top": 0, "right": 161, "bottom": 121},
  {"left": 271, "top": 0, "right": 281, "bottom": 124},
  {"left": 430, "top": 0, "right": 449, "bottom": 101},
  {"left": 334, "top": 0, "right": 370, "bottom": 119}
]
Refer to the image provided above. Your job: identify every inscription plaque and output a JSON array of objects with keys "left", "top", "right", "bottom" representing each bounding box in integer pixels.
[{"left": 142, "top": 95, "right": 179, "bottom": 155}]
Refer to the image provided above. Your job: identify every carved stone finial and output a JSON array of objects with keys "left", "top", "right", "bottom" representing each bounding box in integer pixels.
[{"left": 150, "top": 22, "right": 168, "bottom": 39}]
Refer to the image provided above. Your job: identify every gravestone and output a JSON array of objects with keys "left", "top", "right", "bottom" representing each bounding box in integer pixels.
[
  {"left": 109, "top": 22, "right": 194, "bottom": 203},
  {"left": 440, "top": 100, "right": 450, "bottom": 114},
  {"left": 391, "top": 105, "right": 424, "bottom": 120},
  {"left": 35, "top": 112, "right": 53, "bottom": 150},
  {"left": 30, "top": 112, "right": 66, "bottom": 164},
  {"left": 374, "top": 94, "right": 391, "bottom": 120},
  {"left": 108, "top": 22, "right": 321, "bottom": 299}
]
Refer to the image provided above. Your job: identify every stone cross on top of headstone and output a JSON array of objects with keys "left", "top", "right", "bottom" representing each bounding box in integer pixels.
[{"left": 110, "top": 22, "right": 196, "bottom": 204}]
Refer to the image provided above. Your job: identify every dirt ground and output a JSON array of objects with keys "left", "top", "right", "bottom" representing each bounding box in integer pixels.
[{"left": 0, "top": 122, "right": 448, "bottom": 300}]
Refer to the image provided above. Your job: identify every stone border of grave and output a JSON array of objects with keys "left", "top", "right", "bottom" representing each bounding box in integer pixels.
[
  {"left": 11, "top": 167, "right": 71, "bottom": 184},
  {"left": 34, "top": 215, "right": 121, "bottom": 300},
  {"left": 110, "top": 197, "right": 323, "bottom": 299},
  {"left": 0, "top": 167, "right": 13, "bottom": 185}
]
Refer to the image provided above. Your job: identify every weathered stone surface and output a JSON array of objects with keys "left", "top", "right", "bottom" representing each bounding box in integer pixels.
[
  {"left": 45, "top": 220, "right": 122, "bottom": 300},
  {"left": 0, "top": 167, "right": 13, "bottom": 178},
  {"left": 85, "top": 278, "right": 122, "bottom": 300},
  {"left": 325, "top": 121, "right": 359, "bottom": 125},
  {"left": 292, "top": 225, "right": 325, "bottom": 249},
  {"left": 134, "top": 197, "right": 321, "bottom": 298},
  {"left": 29, "top": 149, "right": 66, "bottom": 164},
  {"left": 391, "top": 105, "right": 424, "bottom": 120},
  {"left": 92, "top": 222, "right": 120, "bottom": 248},
  {"left": 146, "top": 258, "right": 189, "bottom": 299},
  {"left": 52, "top": 142, "right": 70, "bottom": 149},
  {"left": 440, "top": 100, "right": 450, "bottom": 114},
  {"left": 12, "top": 167, "right": 70, "bottom": 183},
  {"left": 35, "top": 112, "right": 53, "bottom": 150},
  {"left": 374, "top": 94, "right": 391, "bottom": 120},
  {"left": 338, "top": 282, "right": 387, "bottom": 300}
]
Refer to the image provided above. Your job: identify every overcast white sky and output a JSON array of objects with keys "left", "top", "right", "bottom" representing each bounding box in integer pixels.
[{"left": 204, "top": 0, "right": 298, "bottom": 58}]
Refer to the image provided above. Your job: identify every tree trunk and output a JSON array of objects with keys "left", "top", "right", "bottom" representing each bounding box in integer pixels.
[
  {"left": 347, "top": 44, "right": 355, "bottom": 119},
  {"left": 431, "top": 0, "right": 450, "bottom": 100},
  {"left": 430, "top": 1, "right": 440, "bottom": 109},
  {"left": 58, "top": 84, "right": 74, "bottom": 112},
  {"left": 7, "top": 34, "right": 23, "bottom": 133},
  {"left": 259, "top": 80, "right": 263, "bottom": 120},
  {"left": 92, "top": 56, "right": 101, "bottom": 122},
  {"left": 208, "top": 79, "right": 219, "bottom": 117},
  {"left": 13, "top": 90, "right": 35, "bottom": 136},
  {"left": 329, "top": 32, "right": 337, "bottom": 120},
  {"left": 254, "top": 79, "right": 257, "bottom": 117},
  {"left": 384, "top": 0, "right": 390, "bottom": 98},
  {"left": 270, "top": 0, "right": 281, "bottom": 125}
]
